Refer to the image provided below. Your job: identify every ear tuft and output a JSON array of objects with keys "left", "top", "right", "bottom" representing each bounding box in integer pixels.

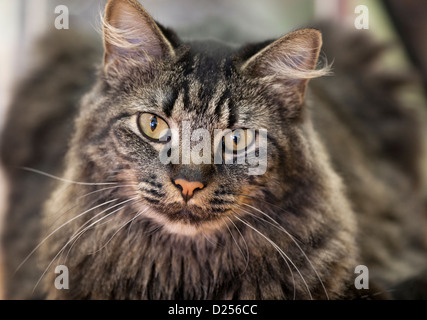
[
  {"left": 103, "top": 0, "right": 175, "bottom": 73},
  {"left": 241, "top": 29, "right": 331, "bottom": 97}
]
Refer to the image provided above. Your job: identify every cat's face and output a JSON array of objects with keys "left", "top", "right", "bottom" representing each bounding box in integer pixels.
[
  {"left": 85, "top": 56, "right": 277, "bottom": 235},
  {"left": 72, "top": 0, "right": 327, "bottom": 236}
]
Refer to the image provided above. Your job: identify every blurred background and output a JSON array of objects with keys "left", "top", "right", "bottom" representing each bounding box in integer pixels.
[{"left": 0, "top": 0, "right": 426, "bottom": 299}]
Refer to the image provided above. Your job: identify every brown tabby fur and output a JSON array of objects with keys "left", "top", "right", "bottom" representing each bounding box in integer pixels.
[{"left": 1, "top": 0, "right": 426, "bottom": 299}]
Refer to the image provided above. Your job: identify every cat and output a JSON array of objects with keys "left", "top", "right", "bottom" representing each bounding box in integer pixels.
[{"left": 1, "top": 0, "right": 426, "bottom": 299}]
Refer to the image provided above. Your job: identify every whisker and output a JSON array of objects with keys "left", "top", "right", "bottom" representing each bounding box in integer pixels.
[
  {"left": 89, "top": 205, "right": 148, "bottom": 255},
  {"left": 32, "top": 196, "right": 138, "bottom": 293},
  {"left": 46, "top": 184, "right": 138, "bottom": 232},
  {"left": 224, "top": 217, "right": 250, "bottom": 276},
  {"left": 233, "top": 205, "right": 300, "bottom": 299},
  {"left": 232, "top": 204, "right": 299, "bottom": 299},
  {"left": 240, "top": 202, "right": 329, "bottom": 300},
  {"left": 234, "top": 215, "right": 313, "bottom": 300},
  {"left": 128, "top": 206, "right": 152, "bottom": 238},
  {"left": 141, "top": 222, "right": 163, "bottom": 237},
  {"left": 227, "top": 192, "right": 302, "bottom": 240},
  {"left": 127, "top": 206, "right": 144, "bottom": 238},
  {"left": 15, "top": 198, "right": 120, "bottom": 274},
  {"left": 61, "top": 196, "right": 139, "bottom": 263},
  {"left": 228, "top": 192, "right": 287, "bottom": 212},
  {"left": 76, "top": 184, "right": 138, "bottom": 201},
  {"left": 201, "top": 230, "right": 221, "bottom": 248},
  {"left": 20, "top": 167, "right": 117, "bottom": 185},
  {"left": 60, "top": 201, "right": 135, "bottom": 272}
]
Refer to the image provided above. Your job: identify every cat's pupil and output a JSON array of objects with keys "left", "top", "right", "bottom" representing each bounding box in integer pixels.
[
  {"left": 232, "top": 134, "right": 240, "bottom": 146},
  {"left": 150, "top": 116, "right": 158, "bottom": 132}
]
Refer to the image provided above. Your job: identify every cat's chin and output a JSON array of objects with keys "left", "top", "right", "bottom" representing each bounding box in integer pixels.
[{"left": 142, "top": 207, "right": 227, "bottom": 237}]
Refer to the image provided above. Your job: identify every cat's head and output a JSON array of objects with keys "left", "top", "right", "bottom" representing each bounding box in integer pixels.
[{"left": 73, "top": 0, "right": 330, "bottom": 236}]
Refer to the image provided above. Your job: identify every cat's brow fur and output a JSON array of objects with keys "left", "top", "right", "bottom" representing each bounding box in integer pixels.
[{"left": 1, "top": 0, "right": 426, "bottom": 300}]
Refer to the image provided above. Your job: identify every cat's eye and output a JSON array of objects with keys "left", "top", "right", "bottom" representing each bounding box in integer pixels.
[
  {"left": 223, "top": 129, "right": 255, "bottom": 152},
  {"left": 137, "top": 112, "right": 170, "bottom": 141}
]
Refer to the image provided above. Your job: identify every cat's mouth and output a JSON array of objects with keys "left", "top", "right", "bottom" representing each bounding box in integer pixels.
[
  {"left": 169, "top": 207, "right": 225, "bottom": 224},
  {"left": 175, "top": 209, "right": 198, "bottom": 220},
  {"left": 129, "top": 181, "right": 239, "bottom": 235},
  {"left": 140, "top": 203, "right": 231, "bottom": 236}
]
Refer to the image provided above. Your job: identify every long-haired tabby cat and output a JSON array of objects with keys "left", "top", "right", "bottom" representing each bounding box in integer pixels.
[{"left": 1, "top": 0, "right": 427, "bottom": 299}]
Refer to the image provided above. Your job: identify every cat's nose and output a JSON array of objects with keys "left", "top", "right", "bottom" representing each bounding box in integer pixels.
[{"left": 173, "top": 178, "right": 204, "bottom": 202}]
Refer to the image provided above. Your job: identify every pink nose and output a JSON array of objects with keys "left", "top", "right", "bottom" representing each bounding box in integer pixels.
[{"left": 173, "top": 178, "right": 204, "bottom": 201}]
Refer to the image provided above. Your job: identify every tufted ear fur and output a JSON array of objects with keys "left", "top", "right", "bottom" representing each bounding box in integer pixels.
[
  {"left": 241, "top": 29, "right": 330, "bottom": 102},
  {"left": 103, "top": 0, "right": 175, "bottom": 74}
]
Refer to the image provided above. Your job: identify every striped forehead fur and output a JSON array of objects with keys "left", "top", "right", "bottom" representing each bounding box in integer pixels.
[{"left": 102, "top": 8, "right": 330, "bottom": 84}]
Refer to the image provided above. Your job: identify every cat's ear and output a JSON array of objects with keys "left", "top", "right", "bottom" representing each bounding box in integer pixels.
[
  {"left": 103, "top": 0, "right": 175, "bottom": 73},
  {"left": 240, "top": 29, "right": 329, "bottom": 102}
]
